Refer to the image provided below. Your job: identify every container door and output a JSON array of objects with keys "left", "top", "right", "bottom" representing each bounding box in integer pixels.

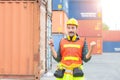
[{"left": 0, "top": 1, "right": 40, "bottom": 77}]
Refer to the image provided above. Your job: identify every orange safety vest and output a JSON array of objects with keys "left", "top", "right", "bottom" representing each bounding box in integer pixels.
[{"left": 60, "top": 38, "right": 85, "bottom": 67}]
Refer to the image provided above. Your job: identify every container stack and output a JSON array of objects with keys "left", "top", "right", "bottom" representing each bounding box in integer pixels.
[
  {"left": 52, "top": 0, "right": 69, "bottom": 51},
  {"left": 69, "top": 0, "right": 102, "bottom": 54},
  {"left": 103, "top": 31, "right": 120, "bottom": 53}
]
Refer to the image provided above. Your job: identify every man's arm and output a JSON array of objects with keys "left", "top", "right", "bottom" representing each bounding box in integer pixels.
[
  {"left": 86, "top": 41, "right": 96, "bottom": 59},
  {"left": 49, "top": 39, "right": 57, "bottom": 58},
  {"left": 82, "top": 40, "right": 96, "bottom": 62},
  {"left": 49, "top": 39, "right": 61, "bottom": 62}
]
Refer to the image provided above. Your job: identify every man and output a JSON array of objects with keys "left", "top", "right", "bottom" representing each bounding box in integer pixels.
[{"left": 49, "top": 18, "right": 96, "bottom": 80}]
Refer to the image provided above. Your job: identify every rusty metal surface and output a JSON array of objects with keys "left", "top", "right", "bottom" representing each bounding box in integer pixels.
[{"left": 0, "top": 1, "right": 40, "bottom": 77}]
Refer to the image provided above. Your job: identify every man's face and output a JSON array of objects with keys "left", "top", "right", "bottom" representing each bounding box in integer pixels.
[{"left": 66, "top": 25, "right": 77, "bottom": 37}]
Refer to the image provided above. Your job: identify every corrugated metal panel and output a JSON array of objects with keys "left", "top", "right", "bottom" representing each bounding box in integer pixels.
[
  {"left": 85, "top": 37, "right": 102, "bottom": 54},
  {"left": 52, "top": 34, "right": 64, "bottom": 53},
  {"left": 52, "top": 0, "right": 69, "bottom": 15},
  {"left": 103, "top": 31, "right": 120, "bottom": 41},
  {"left": 69, "top": 0, "right": 102, "bottom": 20},
  {"left": 0, "top": 1, "right": 40, "bottom": 78},
  {"left": 103, "top": 41, "right": 120, "bottom": 53},
  {"left": 52, "top": 11, "right": 68, "bottom": 33},
  {"left": 77, "top": 20, "right": 102, "bottom": 37}
]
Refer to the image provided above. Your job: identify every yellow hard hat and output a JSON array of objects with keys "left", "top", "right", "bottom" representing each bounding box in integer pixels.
[{"left": 67, "top": 18, "right": 78, "bottom": 27}]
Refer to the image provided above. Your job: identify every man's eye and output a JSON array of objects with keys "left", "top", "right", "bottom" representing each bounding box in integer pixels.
[
  {"left": 68, "top": 27, "right": 70, "bottom": 29},
  {"left": 72, "top": 27, "right": 75, "bottom": 29}
]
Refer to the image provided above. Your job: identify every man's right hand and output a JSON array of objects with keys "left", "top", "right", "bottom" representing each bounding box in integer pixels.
[
  {"left": 48, "top": 39, "right": 54, "bottom": 47},
  {"left": 48, "top": 39, "right": 57, "bottom": 58}
]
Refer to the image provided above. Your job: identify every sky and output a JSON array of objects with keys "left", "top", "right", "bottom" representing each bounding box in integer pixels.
[{"left": 101, "top": 0, "right": 120, "bottom": 30}]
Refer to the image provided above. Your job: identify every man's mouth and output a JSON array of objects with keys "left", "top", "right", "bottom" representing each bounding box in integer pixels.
[{"left": 69, "top": 32, "right": 74, "bottom": 34}]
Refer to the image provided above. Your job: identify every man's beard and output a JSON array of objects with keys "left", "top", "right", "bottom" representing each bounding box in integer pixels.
[{"left": 69, "top": 32, "right": 75, "bottom": 37}]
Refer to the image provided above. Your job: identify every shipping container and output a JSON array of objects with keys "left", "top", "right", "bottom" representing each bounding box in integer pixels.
[
  {"left": 0, "top": 0, "right": 52, "bottom": 79},
  {"left": 103, "top": 41, "right": 120, "bottom": 53},
  {"left": 52, "top": 34, "right": 64, "bottom": 53},
  {"left": 0, "top": 0, "right": 40, "bottom": 79},
  {"left": 52, "top": 11, "right": 68, "bottom": 33},
  {"left": 77, "top": 20, "right": 102, "bottom": 37},
  {"left": 69, "top": 0, "right": 102, "bottom": 20},
  {"left": 103, "top": 31, "right": 120, "bottom": 41},
  {"left": 85, "top": 37, "right": 102, "bottom": 54},
  {"left": 52, "top": 0, "right": 69, "bottom": 15}
]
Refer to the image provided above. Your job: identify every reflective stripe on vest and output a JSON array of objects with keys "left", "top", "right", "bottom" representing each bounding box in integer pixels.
[
  {"left": 64, "top": 56, "right": 79, "bottom": 61},
  {"left": 63, "top": 44, "right": 81, "bottom": 48}
]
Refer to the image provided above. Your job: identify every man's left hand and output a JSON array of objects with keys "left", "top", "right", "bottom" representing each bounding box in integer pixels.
[{"left": 90, "top": 41, "right": 96, "bottom": 48}]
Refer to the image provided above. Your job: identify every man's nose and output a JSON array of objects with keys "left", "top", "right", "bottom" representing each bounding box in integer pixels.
[{"left": 69, "top": 28, "right": 73, "bottom": 31}]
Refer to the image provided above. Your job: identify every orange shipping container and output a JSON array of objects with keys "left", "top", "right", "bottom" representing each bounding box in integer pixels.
[
  {"left": 85, "top": 37, "right": 102, "bottom": 54},
  {"left": 77, "top": 20, "right": 102, "bottom": 37},
  {"left": 52, "top": 11, "right": 68, "bottom": 33},
  {"left": 103, "top": 30, "right": 120, "bottom": 41},
  {"left": 0, "top": 1, "right": 40, "bottom": 79}
]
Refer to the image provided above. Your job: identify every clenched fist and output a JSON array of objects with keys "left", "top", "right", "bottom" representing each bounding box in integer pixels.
[{"left": 90, "top": 41, "right": 96, "bottom": 48}]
